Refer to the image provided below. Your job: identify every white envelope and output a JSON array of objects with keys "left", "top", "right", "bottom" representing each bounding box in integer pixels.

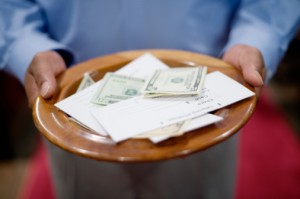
[{"left": 91, "top": 71, "right": 254, "bottom": 142}]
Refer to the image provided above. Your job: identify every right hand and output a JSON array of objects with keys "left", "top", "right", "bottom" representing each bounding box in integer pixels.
[
  {"left": 222, "top": 44, "right": 266, "bottom": 96},
  {"left": 25, "top": 51, "right": 67, "bottom": 107}
]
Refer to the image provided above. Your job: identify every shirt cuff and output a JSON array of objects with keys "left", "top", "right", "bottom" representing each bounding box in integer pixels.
[
  {"left": 5, "top": 32, "right": 74, "bottom": 84},
  {"left": 53, "top": 49, "right": 74, "bottom": 67}
]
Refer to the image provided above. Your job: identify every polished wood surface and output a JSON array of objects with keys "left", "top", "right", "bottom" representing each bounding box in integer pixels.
[{"left": 33, "top": 50, "right": 257, "bottom": 162}]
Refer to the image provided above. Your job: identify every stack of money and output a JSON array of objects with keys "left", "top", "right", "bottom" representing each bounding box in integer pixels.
[
  {"left": 141, "top": 66, "right": 207, "bottom": 97},
  {"left": 74, "top": 66, "right": 207, "bottom": 141}
]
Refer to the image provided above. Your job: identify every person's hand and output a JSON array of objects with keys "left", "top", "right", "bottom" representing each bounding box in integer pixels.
[
  {"left": 25, "top": 51, "right": 67, "bottom": 107},
  {"left": 222, "top": 44, "right": 266, "bottom": 93}
]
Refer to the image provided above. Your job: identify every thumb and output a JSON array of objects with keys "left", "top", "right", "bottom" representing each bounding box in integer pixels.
[
  {"left": 222, "top": 44, "right": 266, "bottom": 87},
  {"left": 33, "top": 65, "right": 58, "bottom": 99},
  {"left": 240, "top": 63, "right": 264, "bottom": 87},
  {"left": 25, "top": 51, "right": 66, "bottom": 106},
  {"left": 39, "top": 78, "right": 54, "bottom": 99}
]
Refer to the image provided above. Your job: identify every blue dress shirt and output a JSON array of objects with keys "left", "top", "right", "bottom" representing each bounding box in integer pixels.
[
  {"left": 0, "top": 1, "right": 300, "bottom": 198},
  {"left": 0, "top": 0, "right": 299, "bottom": 83}
]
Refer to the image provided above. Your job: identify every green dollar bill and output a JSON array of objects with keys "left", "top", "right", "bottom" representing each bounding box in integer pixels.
[
  {"left": 76, "top": 73, "right": 95, "bottom": 92},
  {"left": 142, "top": 66, "right": 207, "bottom": 96},
  {"left": 91, "top": 73, "right": 145, "bottom": 106}
]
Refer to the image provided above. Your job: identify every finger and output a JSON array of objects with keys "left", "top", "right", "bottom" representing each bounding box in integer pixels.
[
  {"left": 239, "top": 47, "right": 265, "bottom": 87},
  {"left": 34, "top": 67, "right": 57, "bottom": 99},
  {"left": 30, "top": 53, "right": 57, "bottom": 99},
  {"left": 24, "top": 72, "right": 40, "bottom": 107},
  {"left": 241, "top": 63, "right": 264, "bottom": 87},
  {"left": 30, "top": 51, "right": 66, "bottom": 98},
  {"left": 222, "top": 44, "right": 266, "bottom": 87}
]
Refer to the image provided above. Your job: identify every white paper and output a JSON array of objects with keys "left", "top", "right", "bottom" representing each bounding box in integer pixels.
[
  {"left": 91, "top": 71, "right": 254, "bottom": 142},
  {"left": 149, "top": 113, "right": 223, "bottom": 143},
  {"left": 55, "top": 53, "right": 169, "bottom": 135}
]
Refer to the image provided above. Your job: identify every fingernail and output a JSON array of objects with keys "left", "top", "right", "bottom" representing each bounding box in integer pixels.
[
  {"left": 41, "top": 82, "right": 50, "bottom": 97},
  {"left": 255, "top": 72, "right": 264, "bottom": 86}
]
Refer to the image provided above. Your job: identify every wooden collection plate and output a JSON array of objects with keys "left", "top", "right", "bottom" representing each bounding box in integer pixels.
[{"left": 33, "top": 50, "right": 257, "bottom": 163}]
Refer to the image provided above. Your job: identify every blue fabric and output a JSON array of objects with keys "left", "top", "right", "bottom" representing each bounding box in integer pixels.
[{"left": 0, "top": 0, "right": 299, "bottom": 83}]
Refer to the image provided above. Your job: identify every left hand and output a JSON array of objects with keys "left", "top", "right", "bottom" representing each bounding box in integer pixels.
[
  {"left": 24, "top": 51, "right": 67, "bottom": 107},
  {"left": 222, "top": 44, "right": 266, "bottom": 93}
]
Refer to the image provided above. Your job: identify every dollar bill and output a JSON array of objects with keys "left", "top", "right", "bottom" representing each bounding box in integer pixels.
[
  {"left": 142, "top": 66, "right": 207, "bottom": 96},
  {"left": 133, "top": 119, "right": 191, "bottom": 139},
  {"left": 76, "top": 73, "right": 95, "bottom": 92},
  {"left": 91, "top": 73, "right": 145, "bottom": 106}
]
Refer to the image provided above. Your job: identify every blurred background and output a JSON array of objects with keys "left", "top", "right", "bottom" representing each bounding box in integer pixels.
[{"left": 0, "top": 32, "right": 299, "bottom": 199}]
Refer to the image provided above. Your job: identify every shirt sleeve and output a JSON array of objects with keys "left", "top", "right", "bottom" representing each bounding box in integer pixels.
[
  {"left": 223, "top": 0, "right": 300, "bottom": 82},
  {"left": 0, "top": 0, "right": 73, "bottom": 84}
]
